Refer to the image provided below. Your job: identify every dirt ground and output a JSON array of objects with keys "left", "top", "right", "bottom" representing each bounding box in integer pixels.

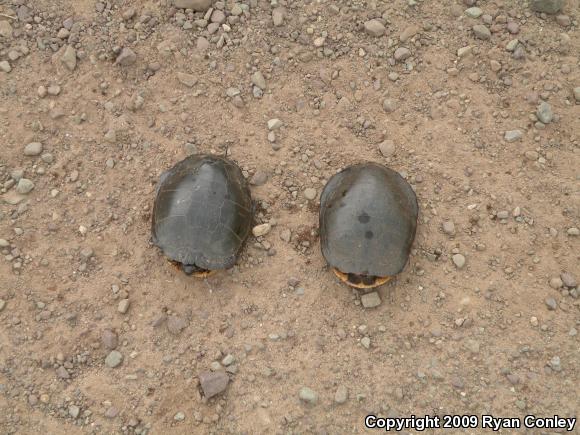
[{"left": 1, "top": 0, "right": 579, "bottom": 434}]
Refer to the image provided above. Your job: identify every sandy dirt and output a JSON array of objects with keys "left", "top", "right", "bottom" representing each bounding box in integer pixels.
[{"left": 0, "top": 0, "right": 579, "bottom": 434}]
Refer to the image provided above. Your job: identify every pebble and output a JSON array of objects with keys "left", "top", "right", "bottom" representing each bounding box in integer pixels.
[
  {"left": 118, "top": 299, "right": 130, "bottom": 314},
  {"left": 442, "top": 221, "right": 456, "bottom": 235},
  {"left": 457, "top": 46, "right": 473, "bottom": 58},
  {"left": 399, "top": 25, "right": 419, "bottom": 42},
  {"left": 174, "top": 0, "right": 212, "bottom": 12},
  {"left": 361, "top": 292, "right": 381, "bottom": 308},
  {"left": 506, "top": 21, "right": 519, "bottom": 34},
  {"left": 465, "top": 7, "right": 483, "bottom": 18},
  {"left": 360, "top": 337, "right": 371, "bottom": 349},
  {"left": 24, "top": 142, "right": 43, "bottom": 156},
  {"left": 504, "top": 130, "right": 523, "bottom": 142},
  {"left": 56, "top": 366, "right": 70, "bottom": 379},
  {"left": 221, "top": 354, "right": 235, "bottom": 366},
  {"left": 334, "top": 385, "right": 348, "bottom": 404},
  {"left": 105, "top": 351, "right": 123, "bottom": 368},
  {"left": 199, "top": 371, "right": 229, "bottom": 398},
  {"left": 0, "top": 299, "right": 5, "bottom": 312},
  {"left": 298, "top": 387, "right": 318, "bottom": 405},
  {"left": 393, "top": 47, "right": 411, "bottom": 62},
  {"left": 272, "top": 8, "right": 285, "bottom": 26},
  {"left": 545, "top": 297, "right": 557, "bottom": 310},
  {"left": 549, "top": 277, "right": 563, "bottom": 289},
  {"left": 267, "top": 119, "right": 283, "bottom": 130},
  {"left": 382, "top": 98, "right": 397, "bottom": 113},
  {"left": 304, "top": 188, "right": 317, "bottom": 201},
  {"left": 251, "top": 71, "right": 267, "bottom": 90},
  {"left": 105, "top": 407, "right": 119, "bottom": 419},
  {"left": 68, "top": 405, "right": 80, "bottom": 419},
  {"left": 167, "top": 315, "right": 188, "bottom": 335},
  {"left": 567, "top": 227, "right": 579, "bottom": 236},
  {"left": 0, "top": 60, "right": 11, "bottom": 73},
  {"left": 560, "top": 272, "right": 576, "bottom": 289},
  {"left": 250, "top": 171, "right": 268, "bottom": 186},
  {"left": 16, "top": 179, "right": 34, "bottom": 194},
  {"left": 47, "top": 85, "right": 61, "bottom": 96},
  {"left": 252, "top": 223, "right": 271, "bottom": 237},
  {"left": 556, "top": 15, "right": 571, "bottom": 27},
  {"left": 536, "top": 102, "right": 553, "bottom": 124},
  {"left": 177, "top": 72, "right": 197, "bottom": 87},
  {"left": 61, "top": 45, "right": 77, "bottom": 71},
  {"left": 115, "top": 48, "right": 136, "bottom": 66},
  {"left": 364, "top": 19, "right": 386, "bottom": 37},
  {"left": 378, "top": 140, "right": 395, "bottom": 157},
  {"left": 530, "top": 0, "right": 563, "bottom": 14},
  {"left": 472, "top": 25, "right": 491, "bottom": 40},
  {"left": 0, "top": 20, "right": 12, "bottom": 38},
  {"left": 506, "top": 39, "right": 519, "bottom": 52},
  {"left": 101, "top": 329, "right": 118, "bottom": 350},
  {"left": 452, "top": 254, "right": 466, "bottom": 269},
  {"left": 174, "top": 412, "right": 185, "bottom": 421}
]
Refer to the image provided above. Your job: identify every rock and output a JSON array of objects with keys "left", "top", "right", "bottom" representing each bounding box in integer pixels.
[
  {"left": 556, "top": 15, "right": 571, "bottom": 27},
  {"left": 0, "top": 61, "right": 12, "bottom": 73},
  {"left": 251, "top": 71, "right": 267, "bottom": 90},
  {"left": 199, "top": 371, "right": 229, "bottom": 398},
  {"left": 452, "top": 254, "right": 466, "bottom": 269},
  {"left": 560, "top": 272, "right": 577, "bottom": 289},
  {"left": 252, "top": 223, "right": 271, "bottom": 237},
  {"left": 364, "top": 19, "right": 386, "bottom": 37},
  {"left": 250, "top": 170, "right": 268, "bottom": 186},
  {"left": 56, "top": 366, "right": 70, "bottom": 379},
  {"left": 267, "top": 119, "right": 283, "bottom": 130},
  {"left": 118, "top": 299, "right": 130, "bottom": 314},
  {"left": 382, "top": 98, "right": 398, "bottom": 113},
  {"left": 304, "top": 188, "right": 317, "bottom": 200},
  {"left": 530, "top": 0, "right": 563, "bottom": 14},
  {"left": 115, "top": 48, "right": 136, "bottom": 66},
  {"left": 504, "top": 130, "right": 523, "bottom": 142},
  {"left": 334, "top": 385, "right": 348, "bottom": 404},
  {"left": 177, "top": 72, "right": 197, "bottom": 87},
  {"left": 573, "top": 87, "right": 580, "bottom": 103},
  {"left": 536, "top": 102, "right": 553, "bottom": 124},
  {"left": 61, "top": 45, "right": 77, "bottom": 71},
  {"left": 68, "top": 405, "right": 80, "bottom": 419},
  {"left": 457, "top": 46, "right": 473, "bottom": 58},
  {"left": 210, "top": 10, "right": 226, "bottom": 24},
  {"left": 298, "top": 387, "right": 318, "bottom": 404},
  {"left": 567, "top": 227, "right": 579, "bottom": 236},
  {"left": 442, "top": 221, "right": 456, "bottom": 235},
  {"left": 472, "top": 25, "right": 491, "bottom": 40},
  {"left": 400, "top": 25, "right": 419, "bottom": 42},
  {"left": 496, "top": 211, "right": 509, "bottom": 219},
  {"left": 272, "top": 7, "right": 285, "bottom": 26},
  {"left": 378, "top": 140, "right": 395, "bottom": 157},
  {"left": 16, "top": 179, "right": 34, "bottom": 194},
  {"left": 0, "top": 20, "right": 13, "bottom": 38},
  {"left": 360, "top": 337, "right": 371, "bottom": 349},
  {"left": 105, "top": 351, "right": 123, "bottom": 368},
  {"left": 465, "top": 7, "right": 483, "bottom": 18},
  {"left": 394, "top": 47, "right": 411, "bottom": 62},
  {"left": 0, "top": 300, "right": 5, "bottom": 312},
  {"left": 174, "top": 0, "right": 212, "bottom": 12},
  {"left": 174, "top": 412, "right": 185, "bottom": 421},
  {"left": 506, "top": 21, "right": 519, "bottom": 34},
  {"left": 101, "top": 329, "right": 118, "bottom": 350},
  {"left": 167, "top": 315, "right": 188, "bottom": 334},
  {"left": 105, "top": 407, "right": 119, "bottom": 419},
  {"left": 545, "top": 297, "right": 557, "bottom": 310},
  {"left": 222, "top": 354, "right": 235, "bottom": 366},
  {"left": 1, "top": 191, "right": 25, "bottom": 205},
  {"left": 24, "top": 142, "right": 43, "bottom": 156},
  {"left": 361, "top": 292, "right": 381, "bottom": 308}
]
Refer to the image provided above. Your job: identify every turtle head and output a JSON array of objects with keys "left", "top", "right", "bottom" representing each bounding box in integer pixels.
[{"left": 182, "top": 264, "right": 195, "bottom": 275}]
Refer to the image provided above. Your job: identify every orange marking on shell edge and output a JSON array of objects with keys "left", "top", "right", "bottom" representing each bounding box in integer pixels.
[
  {"left": 167, "top": 259, "right": 215, "bottom": 278},
  {"left": 332, "top": 268, "right": 391, "bottom": 289}
]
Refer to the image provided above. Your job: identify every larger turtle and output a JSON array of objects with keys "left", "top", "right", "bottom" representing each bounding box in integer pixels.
[
  {"left": 151, "top": 154, "right": 253, "bottom": 276},
  {"left": 319, "top": 162, "right": 418, "bottom": 289}
]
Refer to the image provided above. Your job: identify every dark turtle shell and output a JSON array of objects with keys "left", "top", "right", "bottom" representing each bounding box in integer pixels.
[
  {"left": 319, "top": 162, "right": 418, "bottom": 277},
  {"left": 151, "top": 154, "right": 253, "bottom": 271}
]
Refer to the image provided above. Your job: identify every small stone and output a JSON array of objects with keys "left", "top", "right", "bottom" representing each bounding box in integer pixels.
[
  {"left": 199, "top": 371, "right": 229, "bottom": 398},
  {"left": 465, "top": 7, "right": 483, "bottom": 18},
  {"left": 16, "top": 179, "right": 34, "bottom": 194},
  {"left": 118, "top": 299, "right": 130, "bottom": 314},
  {"left": 24, "top": 142, "right": 43, "bottom": 156},
  {"left": 530, "top": 0, "right": 563, "bottom": 14},
  {"left": 105, "top": 407, "right": 119, "bottom": 419},
  {"left": 560, "top": 272, "right": 577, "bottom": 289},
  {"left": 272, "top": 7, "right": 285, "bottom": 26},
  {"left": 382, "top": 98, "right": 397, "bottom": 113},
  {"left": 452, "top": 254, "right": 466, "bottom": 269},
  {"left": 361, "top": 292, "right": 381, "bottom": 308},
  {"left": 0, "top": 300, "right": 5, "bottom": 312},
  {"left": 399, "top": 25, "right": 419, "bottom": 42},
  {"left": 393, "top": 47, "right": 411, "bottom": 62},
  {"left": 556, "top": 15, "right": 571, "bottom": 27},
  {"left": 105, "top": 351, "right": 123, "bottom": 368},
  {"left": 442, "top": 221, "right": 456, "bottom": 235},
  {"left": 0, "top": 20, "right": 13, "bottom": 38},
  {"left": 68, "top": 405, "right": 80, "bottom": 419},
  {"left": 221, "top": 354, "right": 235, "bottom": 366},
  {"left": 174, "top": 0, "right": 212, "bottom": 12},
  {"left": 167, "top": 315, "right": 188, "bottom": 334},
  {"left": 252, "top": 223, "right": 271, "bottom": 237},
  {"left": 496, "top": 211, "right": 509, "bottom": 219},
  {"left": 567, "top": 227, "right": 579, "bottom": 236},
  {"left": 61, "top": 45, "right": 77, "bottom": 71},
  {"left": 298, "top": 387, "right": 318, "bottom": 405},
  {"left": 364, "top": 19, "right": 386, "bottom": 37},
  {"left": 490, "top": 60, "right": 501, "bottom": 72},
  {"left": 545, "top": 297, "right": 557, "bottom": 310},
  {"left": 360, "top": 337, "right": 371, "bottom": 349},
  {"left": 378, "top": 140, "right": 395, "bottom": 157},
  {"left": 457, "top": 46, "right": 473, "bottom": 58},
  {"left": 304, "top": 188, "right": 317, "bottom": 201},
  {"left": 177, "top": 72, "right": 197, "bottom": 87},
  {"left": 174, "top": 412, "right": 185, "bottom": 421},
  {"left": 536, "top": 102, "right": 553, "bottom": 124},
  {"left": 506, "top": 39, "right": 519, "bottom": 52},
  {"left": 56, "top": 366, "right": 70, "bottom": 379},
  {"left": 280, "top": 229, "right": 291, "bottom": 243},
  {"left": 472, "top": 25, "right": 491, "bottom": 40},
  {"left": 267, "top": 119, "right": 283, "bottom": 130},
  {"left": 549, "top": 356, "right": 561, "bottom": 371},
  {"left": 524, "top": 151, "right": 539, "bottom": 161},
  {"left": 549, "top": 277, "right": 563, "bottom": 289},
  {"left": 115, "top": 47, "right": 136, "bottom": 66},
  {"left": 251, "top": 71, "right": 267, "bottom": 90},
  {"left": 334, "top": 386, "right": 348, "bottom": 404},
  {"left": 101, "top": 329, "right": 118, "bottom": 350},
  {"left": 506, "top": 21, "right": 519, "bottom": 34},
  {"left": 504, "top": 130, "right": 523, "bottom": 142},
  {"left": 250, "top": 171, "right": 268, "bottom": 186},
  {"left": 0, "top": 60, "right": 11, "bottom": 73}
]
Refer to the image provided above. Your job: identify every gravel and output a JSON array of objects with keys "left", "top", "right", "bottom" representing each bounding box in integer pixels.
[
  {"left": 251, "top": 71, "right": 267, "bottom": 90},
  {"left": 361, "top": 292, "right": 381, "bottom": 308},
  {"left": 530, "top": 0, "right": 563, "bottom": 14},
  {"left": 382, "top": 98, "right": 397, "bottom": 113},
  {"left": 267, "top": 119, "right": 283, "bottom": 130},
  {"left": 442, "top": 221, "right": 456, "bottom": 235},
  {"left": 560, "top": 272, "right": 577, "bottom": 289},
  {"left": 118, "top": 299, "right": 130, "bottom": 314},
  {"left": 272, "top": 8, "right": 285, "bottom": 26},
  {"left": 61, "top": 45, "right": 77, "bottom": 71},
  {"left": 101, "top": 329, "right": 118, "bottom": 350},
  {"left": 199, "top": 371, "right": 229, "bottom": 398},
  {"left": 105, "top": 351, "right": 123, "bottom": 368},
  {"left": 504, "top": 130, "right": 523, "bottom": 142},
  {"left": 24, "top": 142, "right": 43, "bottom": 156},
  {"left": 472, "top": 25, "right": 491, "bottom": 40},
  {"left": 298, "top": 387, "right": 318, "bottom": 404},
  {"left": 465, "top": 7, "right": 483, "bottom": 18},
  {"left": 452, "top": 254, "right": 466, "bottom": 269},
  {"left": 16, "top": 179, "right": 34, "bottom": 194},
  {"left": 115, "top": 48, "right": 137, "bottom": 66},
  {"left": 304, "top": 188, "right": 317, "bottom": 200},
  {"left": 378, "top": 140, "right": 395, "bottom": 157},
  {"left": 364, "top": 20, "right": 386, "bottom": 37},
  {"left": 545, "top": 297, "right": 557, "bottom": 310},
  {"left": 334, "top": 385, "right": 348, "bottom": 404},
  {"left": 252, "top": 223, "right": 271, "bottom": 237},
  {"left": 536, "top": 102, "right": 553, "bottom": 124},
  {"left": 177, "top": 72, "right": 197, "bottom": 87}
]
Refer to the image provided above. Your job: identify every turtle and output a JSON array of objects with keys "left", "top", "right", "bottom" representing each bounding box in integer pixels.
[
  {"left": 151, "top": 154, "right": 253, "bottom": 277},
  {"left": 319, "top": 162, "right": 418, "bottom": 289}
]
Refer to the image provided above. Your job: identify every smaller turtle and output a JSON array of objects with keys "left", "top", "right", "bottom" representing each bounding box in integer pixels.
[
  {"left": 319, "top": 162, "right": 418, "bottom": 289},
  {"left": 151, "top": 154, "right": 253, "bottom": 277}
]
